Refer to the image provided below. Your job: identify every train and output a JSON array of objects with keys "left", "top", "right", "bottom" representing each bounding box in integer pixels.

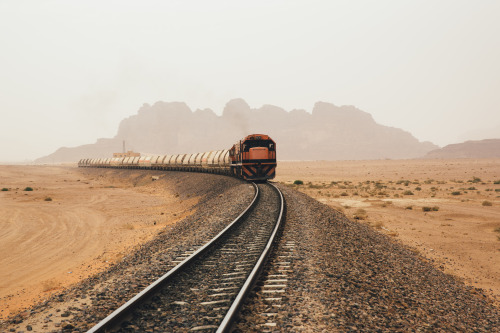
[{"left": 78, "top": 134, "right": 277, "bottom": 181}]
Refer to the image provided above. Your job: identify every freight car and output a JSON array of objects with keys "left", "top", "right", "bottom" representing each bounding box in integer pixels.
[{"left": 78, "top": 134, "right": 277, "bottom": 181}]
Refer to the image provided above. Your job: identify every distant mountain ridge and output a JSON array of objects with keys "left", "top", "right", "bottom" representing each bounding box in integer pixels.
[
  {"left": 424, "top": 139, "right": 500, "bottom": 159},
  {"left": 36, "top": 99, "right": 438, "bottom": 163}
]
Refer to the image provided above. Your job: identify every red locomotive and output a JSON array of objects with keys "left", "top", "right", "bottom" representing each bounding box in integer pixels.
[{"left": 230, "top": 134, "right": 276, "bottom": 181}]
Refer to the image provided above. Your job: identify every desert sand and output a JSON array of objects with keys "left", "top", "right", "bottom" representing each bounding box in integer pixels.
[
  {"left": 0, "top": 165, "right": 196, "bottom": 319},
  {"left": 275, "top": 159, "right": 500, "bottom": 305},
  {"left": 1, "top": 159, "right": 499, "bottom": 320}
]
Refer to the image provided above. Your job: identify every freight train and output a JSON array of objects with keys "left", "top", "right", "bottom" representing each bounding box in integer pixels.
[{"left": 78, "top": 134, "right": 276, "bottom": 181}]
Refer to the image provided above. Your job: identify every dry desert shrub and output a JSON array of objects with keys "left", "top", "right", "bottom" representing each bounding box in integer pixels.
[
  {"left": 353, "top": 208, "right": 367, "bottom": 220},
  {"left": 293, "top": 180, "right": 303, "bottom": 185},
  {"left": 470, "top": 176, "right": 482, "bottom": 183},
  {"left": 1, "top": 187, "right": 8, "bottom": 191},
  {"left": 482, "top": 201, "right": 493, "bottom": 206},
  {"left": 403, "top": 190, "right": 414, "bottom": 195},
  {"left": 24, "top": 187, "right": 33, "bottom": 191},
  {"left": 373, "top": 221, "right": 384, "bottom": 229},
  {"left": 44, "top": 197, "right": 52, "bottom": 201}
]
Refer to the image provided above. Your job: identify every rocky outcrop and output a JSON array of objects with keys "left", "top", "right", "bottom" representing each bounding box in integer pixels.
[
  {"left": 36, "top": 99, "right": 438, "bottom": 163},
  {"left": 424, "top": 139, "right": 500, "bottom": 159}
]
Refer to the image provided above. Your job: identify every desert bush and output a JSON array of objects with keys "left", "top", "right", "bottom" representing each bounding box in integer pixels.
[
  {"left": 1, "top": 188, "right": 8, "bottom": 191},
  {"left": 468, "top": 187, "right": 476, "bottom": 190},
  {"left": 494, "top": 180, "right": 500, "bottom": 184},
  {"left": 353, "top": 209, "right": 367, "bottom": 220},
  {"left": 482, "top": 201, "right": 493, "bottom": 206},
  {"left": 403, "top": 190, "right": 414, "bottom": 195},
  {"left": 470, "top": 177, "right": 482, "bottom": 183},
  {"left": 495, "top": 228, "right": 500, "bottom": 241},
  {"left": 44, "top": 197, "right": 52, "bottom": 201},
  {"left": 432, "top": 206, "right": 439, "bottom": 211},
  {"left": 495, "top": 189, "right": 500, "bottom": 192},
  {"left": 340, "top": 192, "right": 349, "bottom": 196},
  {"left": 373, "top": 221, "right": 385, "bottom": 229},
  {"left": 422, "top": 206, "right": 432, "bottom": 212},
  {"left": 24, "top": 187, "right": 33, "bottom": 191},
  {"left": 405, "top": 206, "right": 413, "bottom": 210},
  {"left": 451, "top": 191, "right": 461, "bottom": 195}
]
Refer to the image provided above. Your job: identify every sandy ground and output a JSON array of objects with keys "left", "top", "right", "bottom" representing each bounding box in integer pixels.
[
  {"left": 1, "top": 160, "right": 499, "bottom": 321},
  {"left": 0, "top": 165, "right": 196, "bottom": 319},
  {"left": 275, "top": 159, "right": 500, "bottom": 305}
]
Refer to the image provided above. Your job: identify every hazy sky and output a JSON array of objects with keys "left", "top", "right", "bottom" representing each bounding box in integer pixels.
[{"left": 1, "top": 0, "right": 499, "bottom": 161}]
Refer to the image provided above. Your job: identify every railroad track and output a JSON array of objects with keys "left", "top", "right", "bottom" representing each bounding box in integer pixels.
[{"left": 88, "top": 182, "right": 284, "bottom": 332}]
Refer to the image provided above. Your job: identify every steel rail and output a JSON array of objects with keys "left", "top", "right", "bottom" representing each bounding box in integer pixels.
[
  {"left": 217, "top": 182, "right": 285, "bottom": 332},
  {"left": 87, "top": 182, "right": 259, "bottom": 333}
]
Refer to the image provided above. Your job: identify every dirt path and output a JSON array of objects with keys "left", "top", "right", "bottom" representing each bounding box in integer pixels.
[{"left": 0, "top": 165, "right": 195, "bottom": 319}]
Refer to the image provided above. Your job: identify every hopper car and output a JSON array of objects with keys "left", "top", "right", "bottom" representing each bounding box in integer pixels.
[{"left": 78, "top": 134, "right": 276, "bottom": 181}]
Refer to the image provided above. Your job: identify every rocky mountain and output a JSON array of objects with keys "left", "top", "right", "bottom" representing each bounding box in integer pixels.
[
  {"left": 36, "top": 99, "right": 438, "bottom": 163},
  {"left": 424, "top": 139, "right": 500, "bottom": 159}
]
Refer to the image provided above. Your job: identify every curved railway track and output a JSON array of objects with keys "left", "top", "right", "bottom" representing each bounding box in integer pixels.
[{"left": 88, "top": 182, "right": 284, "bottom": 332}]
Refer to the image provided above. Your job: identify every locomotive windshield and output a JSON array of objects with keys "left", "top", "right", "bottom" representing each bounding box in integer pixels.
[{"left": 242, "top": 139, "right": 275, "bottom": 152}]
